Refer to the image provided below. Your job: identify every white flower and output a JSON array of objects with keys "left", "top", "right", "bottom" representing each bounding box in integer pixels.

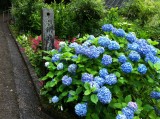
[
  {"left": 59, "top": 41, "right": 66, "bottom": 48},
  {"left": 45, "top": 62, "right": 49, "bottom": 67}
]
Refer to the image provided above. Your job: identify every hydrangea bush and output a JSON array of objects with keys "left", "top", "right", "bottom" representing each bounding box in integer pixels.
[{"left": 41, "top": 24, "right": 160, "bottom": 119}]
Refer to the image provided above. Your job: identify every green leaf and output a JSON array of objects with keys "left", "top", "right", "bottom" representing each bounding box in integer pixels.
[
  {"left": 115, "top": 72, "right": 121, "bottom": 77},
  {"left": 91, "top": 94, "right": 98, "bottom": 104},
  {"left": 148, "top": 61, "right": 154, "bottom": 69},
  {"left": 69, "top": 90, "right": 76, "bottom": 96},
  {"left": 125, "top": 95, "right": 132, "bottom": 103},
  {"left": 84, "top": 83, "right": 90, "bottom": 90},
  {"left": 67, "top": 96, "right": 77, "bottom": 102},
  {"left": 154, "top": 62, "right": 160, "bottom": 71},
  {"left": 86, "top": 68, "right": 98, "bottom": 75},
  {"left": 47, "top": 71, "right": 54, "bottom": 78},
  {"left": 41, "top": 76, "right": 48, "bottom": 81},
  {"left": 43, "top": 56, "right": 51, "bottom": 61},
  {"left": 143, "top": 104, "right": 153, "bottom": 111},
  {"left": 147, "top": 76, "right": 154, "bottom": 83},
  {"left": 84, "top": 90, "right": 91, "bottom": 95},
  {"left": 136, "top": 99, "right": 142, "bottom": 106},
  {"left": 112, "top": 103, "right": 122, "bottom": 109},
  {"left": 76, "top": 87, "right": 83, "bottom": 94},
  {"left": 58, "top": 85, "right": 65, "bottom": 92}
]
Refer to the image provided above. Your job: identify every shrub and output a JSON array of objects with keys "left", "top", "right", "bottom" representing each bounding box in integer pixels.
[
  {"left": 41, "top": 24, "right": 160, "bottom": 118},
  {"left": 120, "top": 0, "right": 160, "bottom": 40}
]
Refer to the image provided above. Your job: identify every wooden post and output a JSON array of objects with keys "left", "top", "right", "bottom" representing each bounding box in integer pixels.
[{"left": 42, "top": 8, "right": 55, "bottom": 51}]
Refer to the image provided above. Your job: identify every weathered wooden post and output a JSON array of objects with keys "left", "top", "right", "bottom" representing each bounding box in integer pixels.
[
  {"left": 41, "top": 8, "right": 55, "bottom": 76},
  {"left": 42, "top": 8, "right": 55, "bottom": 51}
]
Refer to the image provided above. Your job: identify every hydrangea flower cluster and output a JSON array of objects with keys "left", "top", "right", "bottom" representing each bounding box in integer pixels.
[
  {"left": 128, "top": 51, "right": 141, "bottom": 62},
  {"left": 62, "top": 75, "right": 72, "bottom": 86},
  {"left": 105, "top": 74, "right": 117, "bottom": 85},
  {"left": 113, "top": 29, "right": 126, "bottom": 37},
  {"left": 51, "top": 96, "right": 59, "bottom": 103},
  {"left": 126, "top": 33, "right": 137, "bottom": 43},
  {"left": 75, "top": 103, "right": 87, "bottom": 117},
  {"left": 68, "top": 64, "right": 77, "bottom": 73},
  {"left": 89, "top": 81, "right": 100, "bottom": 92},
  {"left": 108, "top": 41, "right": 120, "bottom": 50},
  {"left": 57, "top": 63, "right": 63, "bottom": 70},
  {"left": 94, "top": 76, "right": 105, "bottom": 87},
  {"left": 116, "top": 102, "right": 138, "bottom": 119},
  {"left": 73, "top": 44, "right": 101, "bottom": 59},
  {"left": 102, "top": 24, "right": 160, "bottom": 64},
  {"left": 102, "top": 54, "right": 112, "bottom": 66},
  {"left": 150, "top": 91, "right": 160, "bottom": 99},
  {"left": 98, "top": 36, "right": 111, "bottom": 47},
  {"left": 138, "top": 64, "right": 147, "bottom": 74},
  {"left": 102, "top": 24, "right": 114, "bottom": 32},
  {"left": 97, "top": 86, "right": 112, "bottom": 104},
  {"left": 121, "top": 62, "right": 133, "bottom": 73},
  {"left": 118, "top": 55, "right": 127, "bottom": 63},
  {"left": 52, "top": 54, "right": 61, "bottom": 62},
  {"left": 81, "top": 73, "right": 94, "bottom": 83},
  {"left": 99, "top": 68, "right": 108, "bottom": 78}
]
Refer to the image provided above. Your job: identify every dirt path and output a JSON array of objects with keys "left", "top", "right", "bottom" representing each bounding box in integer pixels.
[{"left": 0, "top": 15, "right": 53, "bottom": 119}]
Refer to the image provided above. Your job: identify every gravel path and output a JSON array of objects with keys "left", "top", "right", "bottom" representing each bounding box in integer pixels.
[{"left": 0, "top": 15, "right": 53, "bottom": 119}]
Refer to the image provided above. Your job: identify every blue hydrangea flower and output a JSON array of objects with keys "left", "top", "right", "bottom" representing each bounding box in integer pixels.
[
  {"left": 75, "top": 103, "right": 87, "bottom": 117},
  {"left": 62, "top": 75, "right": 72, "bottom": 86},
  {"left": 108, "top": 41, "right": 120, "bottom": 50},
  {"left": 97, "top": 86, "right": 112, "bottom": 104},
  {"left": 82, "top": 40, "right": 92, "bottom": 46},
  {"left": 118, "top": 55, "right": 127, "bottom": 63},
  {"left": 126, "top": 33, "right": 137, "bottom": 43},
  {"left": 145, "top": 53, "right": 159, "bottom": 64},
  {"left": 89, "top": 81, "right": 100, "bottom": 92},
  {"left": 135, "top": 40, "right": 150, "bottom": 55},
  {"left": 99, "top": 68, "right": 108, "bottom": 78},
  {"left": 87, "top": 35, "right": 95, "bottom": 40},
  {"left": 94, "top": 76, "right": 105, "bottom": 87},
  {"left": 121, "top": 62, "right": 133, "bottom": 73},
  {"left": 75, "top": 45, "right": 85, "bottom": 54},
  {"left": 113, "top": 29, "right": 126, "bottom": 37},
  {"left": 102, "top": 24, "right": 114, "bottom": 32},
  {"left": 97, "top": 46, "right": 105, "bottom": 54},
  {"left": 68, "top": 64, "right": 77, "bottom": 73},
  {"left": 85, "top": 46, "right": 100, "bottom": 59},
  {"left": 128, "top": 51, "right": 141, "bottom": 62},
  {"left": 116, "top": 114, "right": 127, "bottom": 119},
  {"left": 102, "top": 55, "right": 112, "bottom": 66},
  {"left": 122, "top": 107, "right": 134, "bottom": 119},
  {"left": 138, "top": 64, "right": 147, "bottom": 74},
  {"left": 127, "top": 43, "right": 139, "bottom": 51},
  {"left": 127, "top": 102, "right": 138, "bottom": 112},
  {"left": 150, "top": 91, "right": 160, "bottom": 99},
  {"left": 51, "top": 96, "right": 59, "bottom": 103},
  {"left": 57, "top": 63, "right": 63, "bottom": 70},
  {"left": 105, "top": 74, "right": 117, "bottom": 85},
  {"left": 98, "top": 36, "right": 111, "bottom": 47},
  {"left": 69, "top": 42, "right": 78, "bottom": 48},
  {"left": 81, "top": 73, "right": 93, "bottom": 83},
  {"left": 148, "top": 45, "right": 157, "bottom": 55},
  {"left": 52, "top": 54, "right": 61, "bottom": 62}
]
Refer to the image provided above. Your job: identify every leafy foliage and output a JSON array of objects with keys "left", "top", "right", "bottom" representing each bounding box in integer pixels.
[{"left": 41, "top": 24, "right": 160, "bottom": 118}]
